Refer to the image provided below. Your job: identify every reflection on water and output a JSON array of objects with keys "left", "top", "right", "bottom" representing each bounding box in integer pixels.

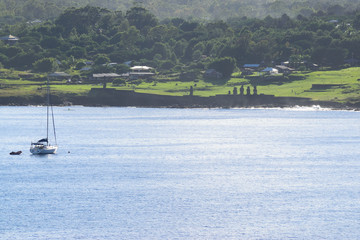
[{"left": 0, "top": 106, "right": 360, "bottom": 239}]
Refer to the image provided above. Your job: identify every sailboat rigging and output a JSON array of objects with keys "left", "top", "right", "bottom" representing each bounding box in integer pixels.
[{"left": 30, "top": 76, "right": 58, "bottom": 154}]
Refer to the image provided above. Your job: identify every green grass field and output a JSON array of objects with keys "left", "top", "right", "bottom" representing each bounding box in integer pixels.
[
  {"left": 1, "top": 67, "right": 360, "bottom": 103},
  {"left": 257, "top": 68, "right": 360, "bottom": 102},
  {"left": 126, "top": 68, "right": 360, "bottom": 102}
]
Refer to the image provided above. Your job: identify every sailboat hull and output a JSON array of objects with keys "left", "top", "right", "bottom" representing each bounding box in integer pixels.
[{"left": 30, "top": 145, "right": 57, "bottom": 154}]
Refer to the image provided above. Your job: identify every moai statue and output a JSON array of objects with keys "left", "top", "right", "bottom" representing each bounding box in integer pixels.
[
  {"left": 253, "top": 86, "right": 257, "bottom": 95},
  {"left": 240, "top": 85, "right": 244, "bottom": 96},
  {"left": 246, "top": 86, "right": 251, "bottom": 95},
  {"left": 190, "top": 86, "right": 194, "bottom": 96},
  {"left": 233, "top": 87, "right": 238, "bottom": 95}
]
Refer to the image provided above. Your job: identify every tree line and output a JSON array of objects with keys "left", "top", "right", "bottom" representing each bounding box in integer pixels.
[
  {"left": 0, "top": 0, "right": 360, "bottom": 24},
  {"left": 1, "top": 5, "right": 360, "bottom": 77}
]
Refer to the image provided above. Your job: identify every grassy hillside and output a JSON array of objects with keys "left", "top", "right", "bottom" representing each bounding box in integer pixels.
[
  {"left": 258, "top": 68, "right": 360, "bottom": 102},
  {"left": 1, "top": 67, "right": 360, "bottom": 104}
]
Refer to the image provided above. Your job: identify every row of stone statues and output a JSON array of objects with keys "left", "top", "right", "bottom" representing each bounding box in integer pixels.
[
  {"left": 189, "top": 85, "right": 257, "bottom": 96},
  {"left": 230, "top": 85, "right": 257, "bottom": 96}
]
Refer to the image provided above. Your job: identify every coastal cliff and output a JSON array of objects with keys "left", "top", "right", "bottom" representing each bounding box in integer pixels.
[
  {"left": 78, "top": 88, "right": 351, "bottom": 109},
  {"left": 84, "top": 88, "right": 314, "bottom": 108},
  {"left": 0, "top": 88, "right": 355, "bottom": 109}
]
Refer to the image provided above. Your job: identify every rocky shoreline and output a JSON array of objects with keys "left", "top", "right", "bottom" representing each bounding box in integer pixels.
[{"left": 0, "top": 88, "right": 359, "bottom": 111}]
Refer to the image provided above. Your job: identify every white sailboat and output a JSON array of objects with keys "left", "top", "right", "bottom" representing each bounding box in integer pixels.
[{"left": 30, "top": 76, "right": 58, "bottom": 154}]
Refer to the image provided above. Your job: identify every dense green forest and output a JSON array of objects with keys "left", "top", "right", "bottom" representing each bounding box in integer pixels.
[
  {"left": 1, "top": 5, "right": 360, "bottom": 78},
  {"left": 1, "top": 0, "right": 360, "bottom": 24}
]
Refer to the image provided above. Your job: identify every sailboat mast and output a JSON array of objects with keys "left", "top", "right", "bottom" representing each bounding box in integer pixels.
[{"left": 46, "top": 76, "right": 49, "bottom": 145}]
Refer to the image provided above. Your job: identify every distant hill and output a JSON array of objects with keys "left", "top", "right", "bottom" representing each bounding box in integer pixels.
[{"left": 0, "top": 0, "right": 360, "bottom": 24}]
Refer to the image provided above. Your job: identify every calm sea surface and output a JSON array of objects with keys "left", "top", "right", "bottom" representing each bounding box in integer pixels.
[{"left": 0, "top": 106, "right": 359, "bottom": 239}]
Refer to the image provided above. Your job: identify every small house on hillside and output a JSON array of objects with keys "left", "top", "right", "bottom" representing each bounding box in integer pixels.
[
  {"left": 204, "top": 69, "right": 223, "bottom": 79},
  {"left": 243, "top": 64, "right": 261, "bottom": 69},
  {"left": 27, "top": 19, "right": 42, "bottom": 25},
  {"left": 92, "top": 73, "right": 121, "bottom": 82},
  {"left": 241, "top": 64, "right": 261, "bottom": 75},
  {"left": 261, "top": 67, "right": 279, "bottom": 75},
  {"left": 0, "top": 35, "right": 19, "bottom": 44},
  {"left": 130, "top": 66, "right": 153, "bottom": 72},
  {"left": 129, "top": 66, "right": 155, "bottom": 80},
  {"left": 275, "top": 65, "right": 294, "bottom": 74}
]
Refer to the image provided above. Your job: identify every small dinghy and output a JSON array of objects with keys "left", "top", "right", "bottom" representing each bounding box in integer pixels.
[{"left": 10, "top": 151, "right": 22, "bottom": 155}]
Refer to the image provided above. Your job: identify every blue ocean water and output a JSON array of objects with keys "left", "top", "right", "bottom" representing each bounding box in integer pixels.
[{"left": 0, "top": 106, "right": 359, "bottom": 239}]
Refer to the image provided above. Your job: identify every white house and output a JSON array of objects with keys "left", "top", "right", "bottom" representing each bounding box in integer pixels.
[
  {"left": 0, "top": 35, "right": 19, "bottom": 44},
  {"left": 129, "top": 66, "right": 155, "bottom": 79},
  {"left": 261, "top": 67, "right": 279, "bottom": 75},
  {"left": 130, "top": 66, "right": 153, "bottom": 72}
]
